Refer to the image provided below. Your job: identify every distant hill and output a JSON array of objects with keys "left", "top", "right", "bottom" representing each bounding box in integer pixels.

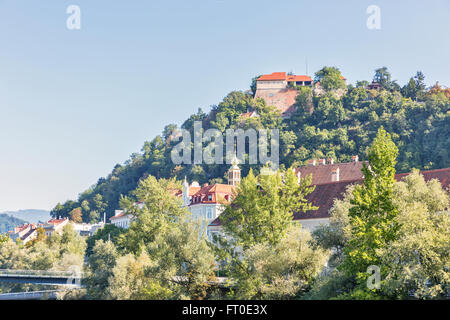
[
  {"left": 0, "top": 209, "right": 51, "bottom": 224},
  {"left": 0, "top": 214, "right": 28, "bottom": 234}
]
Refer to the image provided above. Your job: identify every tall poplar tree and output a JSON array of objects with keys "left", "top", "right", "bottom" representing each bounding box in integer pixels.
[{"left": 341, "top": 127, "right": 400, "bottom": 294}]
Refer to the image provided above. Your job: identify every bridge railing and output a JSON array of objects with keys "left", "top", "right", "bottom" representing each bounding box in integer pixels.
[
  {"left": 0, "top": 290, "right": 60, "bottom": 300},
  {"left": 0, "top": 269, "right": 83, "bottom": 278}
]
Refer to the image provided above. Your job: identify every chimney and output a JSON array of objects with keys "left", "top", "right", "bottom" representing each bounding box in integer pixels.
[
  {"left": 331, "top": 167, "right": 340, "bottom": 182},
  {"left": 203, "top": 183, "right": 208, "bottom": 187},
  {"left": 327, "top": 158, "right": 334, "bottom": 165},
  {"left": 352, "top": 155, "right": 359, "bottom": 162},
  {"left": 318, "top": 159, "right": 326, "bottom": 165},
  {"left": 307, "top": 159, "right": 316, "bottom": 166}
]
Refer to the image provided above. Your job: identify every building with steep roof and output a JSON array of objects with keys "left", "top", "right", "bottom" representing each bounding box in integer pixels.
[
  {"left": 295, "top": 156, "right": 364, "bottom": 185},
  {"left": 182, "top": 157, "right": 239, "bottom": 238},
  {"left": 9, "top": 223, "right": 38, "bottom": 244},
  {"left": 208, "top": 165, "right": 450, "bottom": 233}
]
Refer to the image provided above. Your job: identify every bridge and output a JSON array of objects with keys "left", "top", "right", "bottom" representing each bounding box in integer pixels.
[
  {"left": 0, "top": 269, "right": 230, "bottom": 299},
  {"left": 0, "top": 290, "right": 62, "bottom": 300},
  {"left": 0, "top": 269, "right": 83, "bottom": 286}
]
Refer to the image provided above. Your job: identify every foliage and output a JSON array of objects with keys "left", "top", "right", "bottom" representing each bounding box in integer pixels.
[
  {"left": 379, "top": 170, "right": 449, "bottom": 299},
  {"left": 50, "top": 67, "right": 449, "bottom": 225},
  {"left": 314, "top": 66, "right": 346, "bottom": 91},
  {"left": 312, "top": 168, "right": 449, "bottom": 299},
  {"left": 112, "top": 175, "right": 217, "bottom": 300},
  {"left": 220, "top": 166, "right": 316, "bottom": 248},
  {"left": 340, "top": 127, "right": 399, "bottom": 293},
  {"left": 84, "top": 239, "right": 118, "bottom": 300},
  {"left": 212, "top": 167, "right": 325, "bottom": 299},
  {"left": 224, "top": 226, "right": 329, "bottom": 299},
  {"left": 70, "top": 207, "right": 83, "bottom": 223},
  {"left": 0, "top": 224, "right": 86, "bottom": 294},
  {"left": 85, "top": 224, "right": 125, "bottom": 256},
  {"left": 313, "top": 185, "right": 354, "bottom": 267}
]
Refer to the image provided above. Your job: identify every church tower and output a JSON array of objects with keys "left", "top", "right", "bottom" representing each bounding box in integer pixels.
[
  {"left": 182, "top": 176, "right": 190, "bottom": 206},
  {"left": 228, "top": 154, "right": 241, "bottom": 186}
]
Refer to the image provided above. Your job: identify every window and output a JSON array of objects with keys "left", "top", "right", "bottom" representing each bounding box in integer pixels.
[
  {"left": 207, "top": 208, "right": 212, "bottom": 219},
  {"left": 208, "top": 194, "right": 212, "bottom": 201}
]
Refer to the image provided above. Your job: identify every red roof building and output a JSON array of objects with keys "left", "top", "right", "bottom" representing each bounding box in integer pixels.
[
  {"left": 294, "top": 156, "right": 364, "bottom": 185},
  {"left": 208, "top": 166, "right": 450, "bottom": 232},
  {"left": 254, "top": 72, "right": 313, "bottom": 118}
]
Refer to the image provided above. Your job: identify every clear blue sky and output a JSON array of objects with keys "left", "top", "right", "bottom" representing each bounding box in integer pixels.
[{"left": 0, "top": 0, "right": 449, "bottom": 211}]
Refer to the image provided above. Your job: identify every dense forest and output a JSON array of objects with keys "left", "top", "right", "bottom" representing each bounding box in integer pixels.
[{"left": 50, "top": 66, "right": 450, "bottom": 222}]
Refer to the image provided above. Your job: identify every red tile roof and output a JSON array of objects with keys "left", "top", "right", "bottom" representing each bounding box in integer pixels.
[
  {"left": 296, "top": 167, "right": 450, "bottom": 220},
  {"left": 295, "top": 161, "right": 365, "bottom": 185},
  {"left": 109, "top": 212, "right": 127, "bottom": 220},
  {"left": 395, "top": 167, "right": 449, "bottom": 189},
  {"left": 257, "top": 72, "right": 312, "bottom": 83},
  {"left": 209, "top": 167, "right": 450, "bottom": 226},
  {"left": 287, "top": 75, "right": 312, "bottom": 82},
  {"left": 189, "top": 183, "right": 235, "bottom": 206},
  {"left": 47, "top": 219, "right": 67, "bottom": 225},
  {"left": 257, "top": 72, "right": 287, "bottom": 81}
]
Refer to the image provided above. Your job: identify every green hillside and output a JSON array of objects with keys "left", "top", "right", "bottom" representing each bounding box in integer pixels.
[
  {"left": 1, "top": 209, "right": 51, "bottom": 224},
  {"left": 0, "top": 214, "right": 28, "bottom": 234},
  {"left": 50, "top": 67, "right": 450, "bottom": 223}
]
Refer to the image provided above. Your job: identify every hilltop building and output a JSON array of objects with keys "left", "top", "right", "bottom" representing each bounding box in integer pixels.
[
  {"left": 254, "top": 72, "right": 313, "bottom": 118},
  {"left": 254, "top": 71, "right": 347, "bottom": 118}
]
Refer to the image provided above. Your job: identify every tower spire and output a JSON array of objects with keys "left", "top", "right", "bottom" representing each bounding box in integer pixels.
[{"left": 228, "top": 150, "right": 241, "bottom": 186}]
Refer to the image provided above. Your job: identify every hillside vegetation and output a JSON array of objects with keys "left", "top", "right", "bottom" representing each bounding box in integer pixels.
[
  {"left": 0, "top": 214, "right": 28, "bottom": 234},
  {"left": 51, "top": 67, "right": 450, "bottom": 222}
]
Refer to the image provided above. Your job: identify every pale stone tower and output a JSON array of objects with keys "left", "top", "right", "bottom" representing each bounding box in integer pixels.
[
  {"left": 182, "top": 176, "right": 190, "bottom": 206},
  {"left": 228, "top": 154, "right": 241, "bottom": 186}
]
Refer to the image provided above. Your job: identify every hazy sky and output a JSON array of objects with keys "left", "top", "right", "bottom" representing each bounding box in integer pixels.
[{"left": 0, "top": 0, "right": 449, "bottom": 211}]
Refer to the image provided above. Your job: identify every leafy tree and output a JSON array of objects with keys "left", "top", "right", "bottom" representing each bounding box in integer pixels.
[
  {"left": 379, "top": 170, "right": 449, "bottom": 299},
  {"left": 0, "top": 234, "right": 9, "bottom": 246},
  {"left": 88, "top": 211, "right": 100, "bottom": 224},
  {"left": 340, "top": 127, "right": 400, "bottom": 296},
  {"left": 355, "top": 80, "right": 369, "bottom": 88},
  {"left": 70, "top": 207, "right": 83, "bottom": 223},
  {"left": 314, "top": 66, "right": 346, "bottom": 91},
  {"left": 107, "top": 252, "right": 168, "bottom": 300},
  {"left": 250, "top": 75, "right": 262, "bottom": 96},
  {"left": 84, "top": 239, "right": 118, "bottom": 300},
  {"left": 313, "top": 185, "right": 354, "bottom": 267},
  {"left": 213, "top": 167, "right": 326, "bottom": 299},
  {"left": 220, "top": 167, "right": 316, "bottom": 248},
  {"left": 226, "top": 226, "right": 329, "bottom": 299},
  {"left": 86, "top": 224, "right": 125, "bottom": 256},
  {"left": 116, "top": 175, "right": 216, "bottom": 299},
  {"left": 311, "top": 169, "right": 449, "bottom": 300},
  {"left": 373, "top": 67, "right": 392, "bottom": 90}
]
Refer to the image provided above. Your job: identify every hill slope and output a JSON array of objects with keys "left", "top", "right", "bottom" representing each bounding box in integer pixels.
[
  {"left": 1, "top": 209, "right": 51, "bottom": 224},
  {"left": 49, "top": 67, "right": 450, "bottom": 222},
  {"left": 0, "top": 214, "right": 28, "bottom": 234}
]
